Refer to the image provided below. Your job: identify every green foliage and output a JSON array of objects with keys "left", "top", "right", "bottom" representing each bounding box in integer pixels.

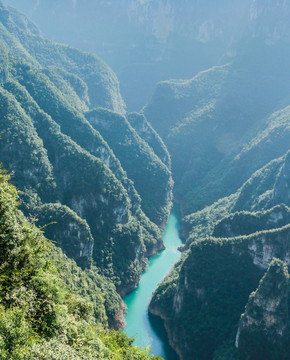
[
  {"left": 0, "top": 85, "right": 55, "bottom": 200},
  {"left": 183, "top": 152, "right": 289, "bottom": 247},
  {"left": 34, "top": 202, "right": 94, "bottom": 267},
  {"left": 151, "top": 236, "right": 265, "bottom": 359},
  {"left": 136, "top": 208, "right": 163, "bottom": 256},
  {"left": 86, "top": 108, "right": 173, "bottom": 226},
  {"left": 42, "top": 66, "right": 90, "bottom": 112},
  {"left": 0, "top": 60, "right": 158, "bottom": 290},
  {"left": 151, "top": 151, "right": 290, "bottom": 359},
  {"left": 150, "top": 260, "right": 182, "bottom": 313},
  {"left": 213, "top": 204, "right": 290, "bottom": 238},
  {"left": 0, "top": 170, "right": 161, "bottom": 359},
  {"left": 213, "top": 342, "right": 240, "bottom": 360},
  {"left": 48, "top": 246, "right": 121, "bottom": 328}
]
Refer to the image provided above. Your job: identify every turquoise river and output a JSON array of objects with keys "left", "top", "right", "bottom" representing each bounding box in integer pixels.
[{"left": 124, "top": 206, "right": 182, "bottom": 360}]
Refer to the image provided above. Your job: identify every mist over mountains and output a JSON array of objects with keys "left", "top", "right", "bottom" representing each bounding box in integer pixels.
[
  {"left": 6, "top": 0, "right": 290, "bottom": 110},
  {"left": 0, "top": 1, "right": 290, "bottom": 359}
]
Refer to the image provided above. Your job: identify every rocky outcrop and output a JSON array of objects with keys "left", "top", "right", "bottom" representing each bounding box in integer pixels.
[
  {"left": 34, "top": 203, "right": 94, "bottom": 268},
  {"left": 109, "top": 300, "right": 126, "bottom": 330},
  {"left": 149, "top": 304, "right": 185, "bottom": 360},
  {"left": 236, "top": 259, "right": 290, "bottom": 360},
  {"left": 213, "top": 204, "right": 290, "bottom": 238},
  {"left": 231, "top": 225, "right": 290, "bottom": 269}
]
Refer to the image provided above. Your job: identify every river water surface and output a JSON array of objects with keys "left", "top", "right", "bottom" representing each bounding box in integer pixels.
[{"left": 124, "top": 206, "right": 182, "bottom": 359}]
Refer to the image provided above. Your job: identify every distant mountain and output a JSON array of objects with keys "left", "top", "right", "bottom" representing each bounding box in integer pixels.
[
  {"left": 6, "top": 0, "right": 290, "bottom": 110},
  {"left": 8, "top": 0, "right": 290, "bottom": 217}
]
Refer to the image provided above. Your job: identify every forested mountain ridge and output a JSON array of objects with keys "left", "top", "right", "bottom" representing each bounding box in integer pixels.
[
  {"left": 0, "top": 0, "right": 173, "bottom": 298},
  {"left": 85, "top": 108, "right": 172, "bottom": 226},
  {"left": 150, "top": 152, "right": 290, "bottom": 359}
]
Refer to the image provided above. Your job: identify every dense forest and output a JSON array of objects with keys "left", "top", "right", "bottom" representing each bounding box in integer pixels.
[
  {"left": 0, "top": 1, "right": 290, "bottom": 359},
  {"left": 0, "top": 168, "right": 164, "bottom": 359}
]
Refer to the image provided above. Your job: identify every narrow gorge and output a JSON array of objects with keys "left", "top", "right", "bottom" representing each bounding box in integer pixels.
[
  {"left": 0, "top": 1, "right": 290, "bottom": 360},
  {"left": 124, "top": 206, "right": 182, "bottom": 360}
]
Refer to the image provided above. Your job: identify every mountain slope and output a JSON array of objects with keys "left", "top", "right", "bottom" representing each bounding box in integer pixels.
[
  {"left": 0, "top": 1, "right": 172, "bottom": 295},
  {"left": 86, "top": 108, "right": 172, "bottom": 226},
  {"left": 150, "top": 151, "right": 290, "bottom": 359},
  {"left": 127, "top": 112, "right": 171, "bottom": 169}
]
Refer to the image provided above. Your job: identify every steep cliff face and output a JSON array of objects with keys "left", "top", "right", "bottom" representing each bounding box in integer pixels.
[
  {"left": 34, "top": 203, "right": 94, "bottom": 267},
  {"left": 150, "top": 238, "right": 263, "bottom": 359},
  {"left": 213, "top": 204, "right": 290, "bottom": 238},
  {"left": 233, "top": 151, "right": 290, "bottom": 212},
  {"left": 248, "top": 0, "right": 290, "bottom": 42},
  {"left": 10, "top": 0, "right": 290, "bottom": 55},
  {"left": 183, "top": 151, "right": 290, "bottom": 247},
  {"left": 150, "top": 226, "right": 290, "bottom": 359},
  {"left": 151, "top": 152, "right": 290, "bottom": 359},
  {"left": 230, "top": 226, "right": 290, "bottom": 270},
  {"left": 273, "top": 151, "right": 290, "bottom": 206},
  {"left": 236, "top": 259, "right": 290, "bottom": 360},
  {"left": 0, "top": 86, "right": 56, "bottom": 201}
]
